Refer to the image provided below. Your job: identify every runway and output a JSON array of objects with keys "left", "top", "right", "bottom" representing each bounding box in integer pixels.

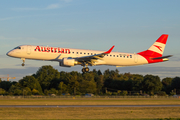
[{"left": 0, "top": 105, "right": 180, "bottom": 108}]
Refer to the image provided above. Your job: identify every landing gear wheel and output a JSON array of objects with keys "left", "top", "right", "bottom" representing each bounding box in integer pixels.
[
  {"left": 85, "top": 67, "right": 89, "bottom": 72},
  {"left": 22, "top": 63, "right": 25, "bottom": 66},
  {"left": 21, "top": 58, "right": 25, "bottom": 67},
  {"left": 82, "top": 67, "right": 89, "bottom": 73},
  {"left": 82, "top": 68, "right": 85, "bottom": 73}
]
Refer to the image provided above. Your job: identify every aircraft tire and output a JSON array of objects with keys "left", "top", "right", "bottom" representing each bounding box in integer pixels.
[
  {"left": 85, "top": 67, "right": 89, "bottom": 72},
  {"left": 82, "top": 68, "right": 85, "bottom": 73}
]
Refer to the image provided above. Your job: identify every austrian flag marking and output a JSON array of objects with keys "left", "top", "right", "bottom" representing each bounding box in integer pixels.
[{"left": 34, "top": 46, "right": 71, "bottom": 54}]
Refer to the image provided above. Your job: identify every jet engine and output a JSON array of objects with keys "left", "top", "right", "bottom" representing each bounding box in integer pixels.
[{"left": 59, "top": 58, "right": 77, "bottom": 67}]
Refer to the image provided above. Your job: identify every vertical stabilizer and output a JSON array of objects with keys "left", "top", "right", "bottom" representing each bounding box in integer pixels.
[{"left": 138, "top": 34, "right": 168, "bottom": 58}]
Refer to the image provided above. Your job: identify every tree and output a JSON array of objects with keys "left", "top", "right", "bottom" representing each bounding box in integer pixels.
[
  {"left": 131, "top": 74, "right": 144, "bottom": 91},
  {"left": 97, "top": 70, "right": 102, "bottom": 75},
  {"left": 162, "top": 77, "right": 173, "bottom": 94},
  {"left": 171, "top": 77, "right": 180, "bottom": 94},
  {"left": 80, "top": 80, "right": 97, "bottom": 94},
  {"left": 0, "top": 81, "right": 15, "bottom": 91},
  {"left": 32, "top": 89, "right": 40, "bottom": 95},
  {"left": 66, "top": 72, "right": 81, "bottom": 95},
  {"left": 123, "top": 79, "right": 133, "bottom": 91},
  {"left": 0, "top": 88, "right": 6, "bottom": 95},
  {"left": 8, "top": 84, "right": 22, "bottom": 95},
  {"left": 121, "top": 90, "right": 128, "bottom": 96},
  {"left": 103, "top": 69, "right": 110, "bottom": 79},
  {"left": 95, "top": 75, "right": 104, "bottom": 94},
  {"left": 142, "top": 75, "right": 162, "bottom": 95},
  {"left": 58, "top": 81, "right": 68, "bottom": 95},
  {"left": 19, "top": 76, "right": 43, "bottom": 95},
  {"left": 48, "top": 88, "right": 58, "bottom": 95},
  {"left": 79, "top": 73, "right": 97, "bottom": 94},
  {"left": 92, "top": 69, "right": 104, "bottom": 94},
  {"left": 156, "top": 91, "right": 167, "bottom": 96},
  {"left": 23, "top": 87, "right": 32, "bottom": 96},
  {"left": 35, "top": 65, "right": 60, "bottom": 91}
]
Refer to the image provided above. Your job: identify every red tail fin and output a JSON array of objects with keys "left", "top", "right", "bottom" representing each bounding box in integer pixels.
[
  {"left": 138, "top": 34, "right": 168, "bottom": 57},
  {"left": 138, "top": 34, "right": 168, "bottom": 63}
]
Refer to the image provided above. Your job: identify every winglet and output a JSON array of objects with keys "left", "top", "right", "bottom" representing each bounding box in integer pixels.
[{"left": 104, "top": 45, "right": 115, "bottom": 54}]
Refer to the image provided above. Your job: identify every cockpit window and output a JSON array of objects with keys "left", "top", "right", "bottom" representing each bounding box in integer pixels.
[{"left": 14, "top": 46, "right": 21, "bottom": 49}]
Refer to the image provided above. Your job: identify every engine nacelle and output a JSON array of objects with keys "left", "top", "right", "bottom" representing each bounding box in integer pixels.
[{"left": 59, "top": 58, "right": 77, "bottom": 67}]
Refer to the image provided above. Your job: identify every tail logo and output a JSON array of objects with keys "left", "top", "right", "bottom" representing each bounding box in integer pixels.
[{"left": 154, "top": 45, "right": 162, "bottom": 52}]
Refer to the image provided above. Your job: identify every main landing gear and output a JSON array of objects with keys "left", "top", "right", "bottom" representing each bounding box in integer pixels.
[
  {"left": 21, "top": 58, "right": 25, "bottom": 66},
  {"left": 82, "top": 67, "right": 89, "bottom": 73}
]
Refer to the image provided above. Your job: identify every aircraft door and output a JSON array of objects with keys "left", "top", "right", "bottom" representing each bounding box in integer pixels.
[{"left": 27, "top": 45, "right": 31, "bottom": 55}]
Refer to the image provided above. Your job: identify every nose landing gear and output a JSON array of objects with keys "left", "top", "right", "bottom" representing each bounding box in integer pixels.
[{"left": 21, "top": 58, "right": 25, "bottom": 66}]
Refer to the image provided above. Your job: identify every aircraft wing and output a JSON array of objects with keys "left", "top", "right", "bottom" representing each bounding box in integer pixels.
[{"left": 74, "top": 45, "right": 115, "bottom": 64}]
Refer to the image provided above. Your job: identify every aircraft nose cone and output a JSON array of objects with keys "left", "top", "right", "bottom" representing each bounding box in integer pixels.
[{"left": 6, "top": 51, "right": 12, "bottom": 56}]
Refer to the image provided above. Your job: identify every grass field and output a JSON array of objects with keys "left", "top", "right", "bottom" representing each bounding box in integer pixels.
[
  {"left": 0, "top": 107, "right": 180, "bottom": 120},
  {"left": 0, "top": 97, "right": 180, "bottom": 120},
  {"left": 0, "top": 97, "right": 180, "bottom": 105}
]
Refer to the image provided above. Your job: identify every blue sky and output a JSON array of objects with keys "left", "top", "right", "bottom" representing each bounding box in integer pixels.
[{"left": 0, "top": 0, "right": 180, "bottom": 81}]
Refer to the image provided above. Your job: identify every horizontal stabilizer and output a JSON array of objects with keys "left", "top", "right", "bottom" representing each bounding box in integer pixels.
[{"left": 151, "top": 55, "right": 173, "bottom": 60}]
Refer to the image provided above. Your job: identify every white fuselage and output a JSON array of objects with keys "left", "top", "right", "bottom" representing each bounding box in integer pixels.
[{"left": 7, "top": 45, "right": 148, "bottom": 67}]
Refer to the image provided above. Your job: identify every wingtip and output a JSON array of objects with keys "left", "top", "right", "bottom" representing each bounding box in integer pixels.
[{"left": 104, "top": 45, "right": 115, "bottom": 54}]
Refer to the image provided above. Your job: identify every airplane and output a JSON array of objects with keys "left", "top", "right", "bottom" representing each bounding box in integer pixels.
[{"left": 6, "top": 34, "right": 172, "bottom": 73}]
